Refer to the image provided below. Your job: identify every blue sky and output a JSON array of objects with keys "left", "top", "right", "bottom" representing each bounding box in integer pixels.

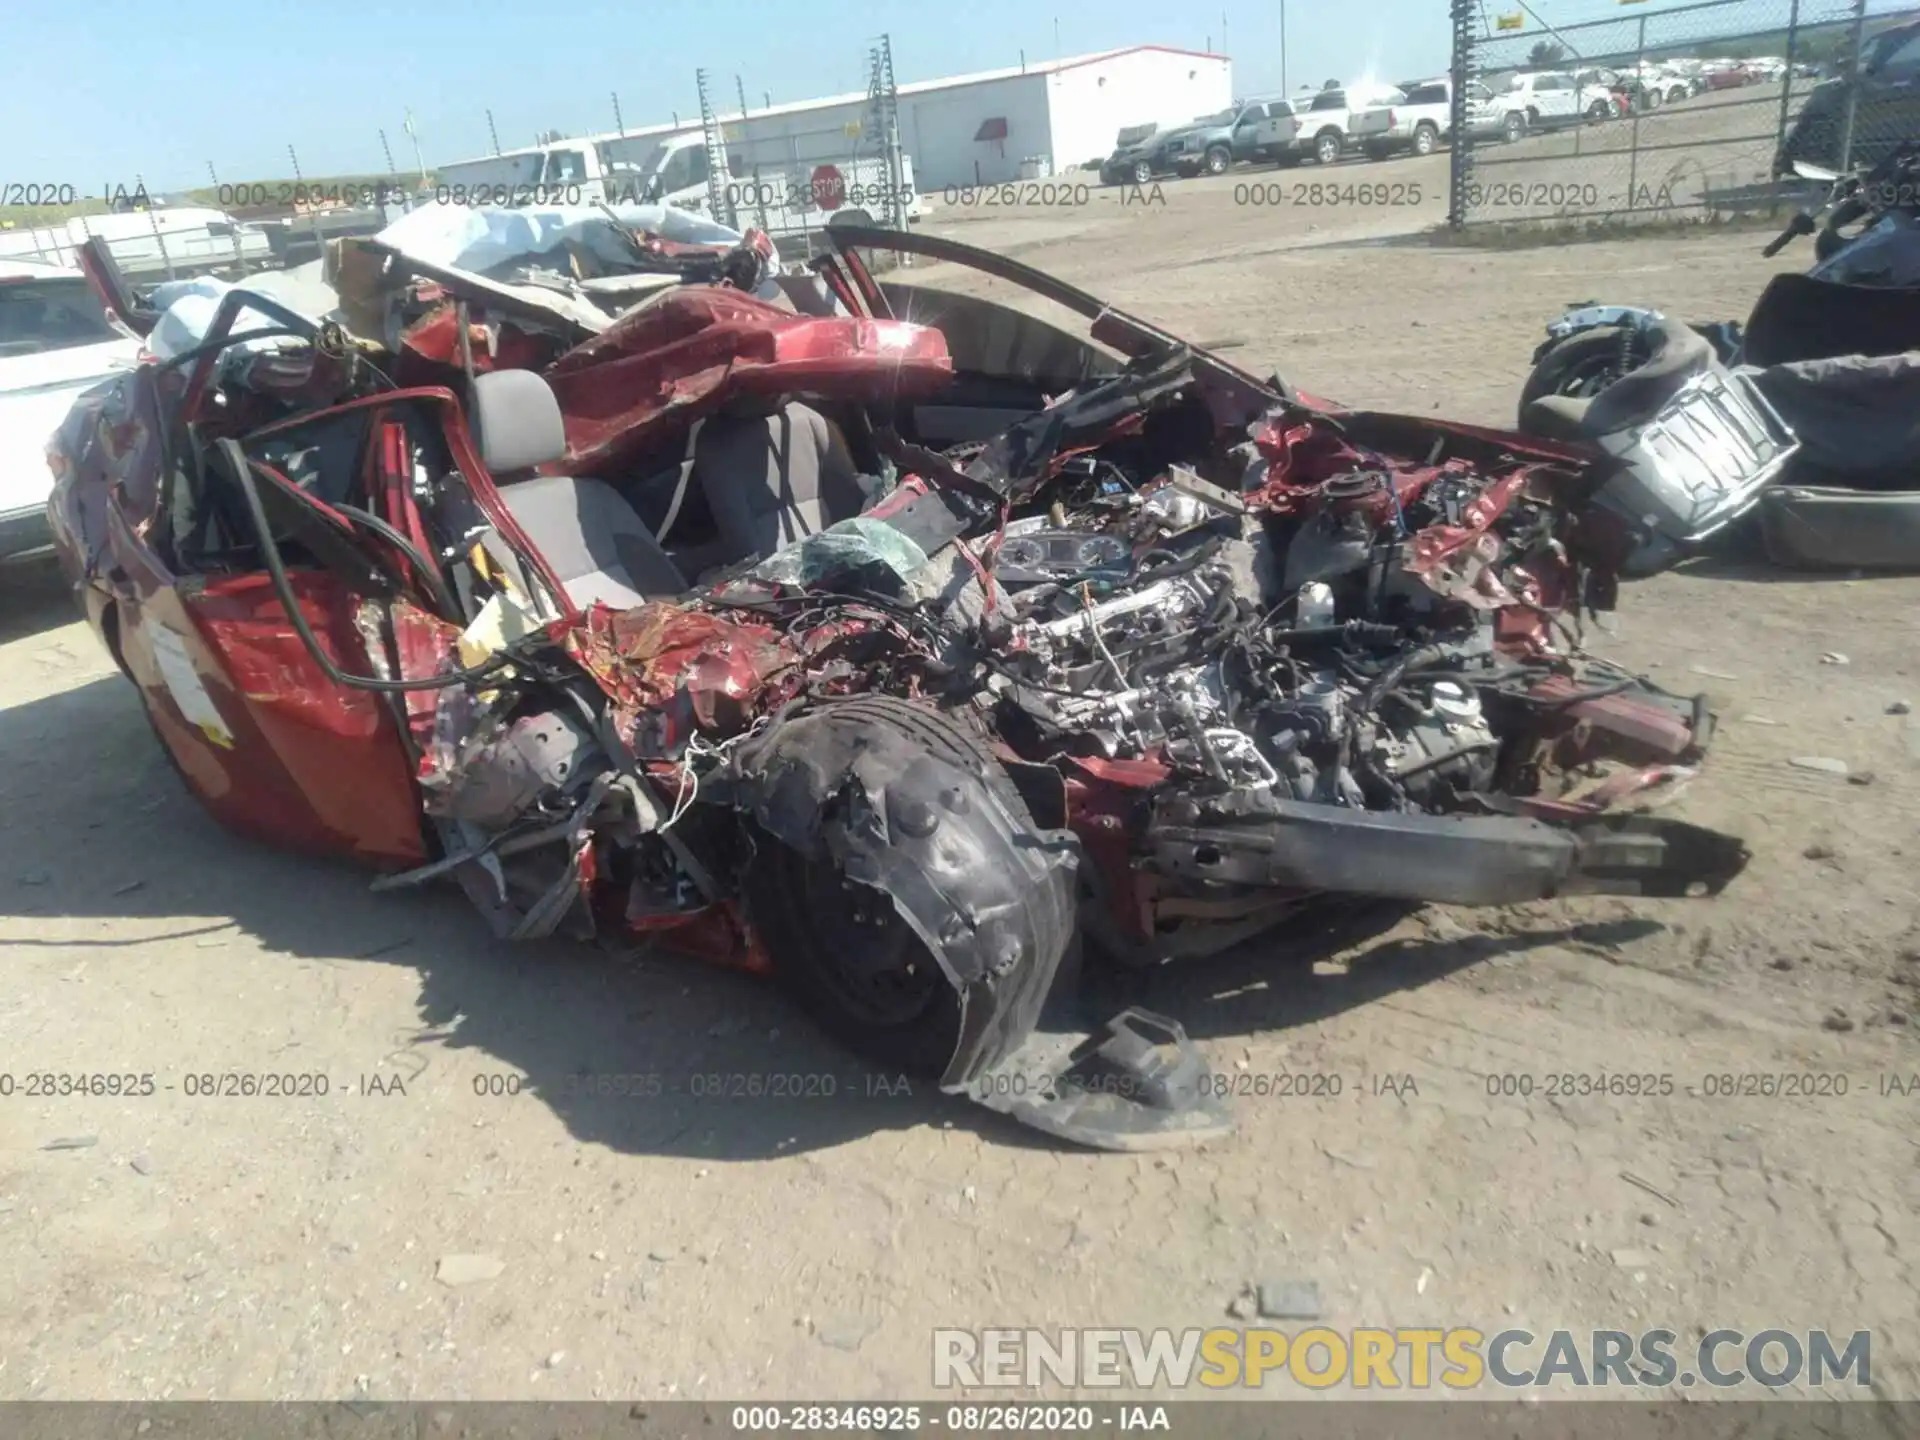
[
  {"left": 8, "top": 0, "right": 1845, "bottom": 190},
  {"left": 12, "top": 0, "right": 1455, "bottom": 189}
]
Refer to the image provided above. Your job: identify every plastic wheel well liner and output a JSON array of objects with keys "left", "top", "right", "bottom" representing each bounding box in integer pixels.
[{"left": 731, "top": 695, "right": 1079, "bottom": 1090}]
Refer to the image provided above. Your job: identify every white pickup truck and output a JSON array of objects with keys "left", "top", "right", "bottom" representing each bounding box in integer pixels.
[
  {"left": 1251, "top": 86, "right": 1397, "bottom": 167},
  {"left": 1361, "top": 77, "right": 1530, "bottom": 157},
  {"left": 436, "top": 132, "right": 921, "bottom": 255}
]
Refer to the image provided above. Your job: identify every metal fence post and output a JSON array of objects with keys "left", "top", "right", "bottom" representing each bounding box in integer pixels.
[
  {"left": 1774, "top": 0, "right": 1803, "bottom": 182},
  {"left": 138, "top": 175, "right": 175, "bottom": 280},
  {"left": 736, "top": 74, "right": 772, "bottom": 235},
  {"left": 1626, "top": 13, "right": 1647, "bottom": 211},
  {"left": 1447, "top": 0, "right": 1476, "bottom": 229},
  {"left": 287, "top": 144, "right": 325, "bottom": 267},
  {"left": 207, "top": 162, "right": 247, "bottom": 274},
  {"left": 1837, "top": 0, "right": 1867, "bottom": 171}
]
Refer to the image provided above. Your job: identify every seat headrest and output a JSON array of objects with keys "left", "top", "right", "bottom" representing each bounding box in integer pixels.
[{"left": 470, "top": 369, "right": 566, "bottom": 475}]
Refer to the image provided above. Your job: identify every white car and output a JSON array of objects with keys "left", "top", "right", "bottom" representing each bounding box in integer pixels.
[
  {"left": 1, "top": 260, "right": 140, "bottom": 563},
  {"left": 1502, "top": 71, "right": 1615, "bottom": 129}
]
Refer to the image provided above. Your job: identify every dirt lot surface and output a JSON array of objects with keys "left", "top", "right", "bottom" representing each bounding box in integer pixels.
[{"left": 3, "top": 158, "right": 1918, "bottom": 1406}]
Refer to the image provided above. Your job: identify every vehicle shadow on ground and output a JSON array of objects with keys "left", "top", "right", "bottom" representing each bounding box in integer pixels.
[
  {"left": 0, "top": 562, "right": 78, "bottom": 647},
  {"left": 1674, "top": 552, "right": 1902, "bottom": 584},
  {"left": 0, "top": 674, "right": 1593, "bottom": 1158},
  {"left": 1083, "top": 900, "right": 1640, "bottom": 1045}
]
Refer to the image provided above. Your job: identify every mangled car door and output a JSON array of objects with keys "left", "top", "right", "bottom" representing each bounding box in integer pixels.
[{"left": 123, "top": 407, "right": 427, "bottom": 866}]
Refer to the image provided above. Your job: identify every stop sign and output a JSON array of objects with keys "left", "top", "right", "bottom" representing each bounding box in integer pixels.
[{"left": 809, "top": 164, "right": 846, "bottom": 212}]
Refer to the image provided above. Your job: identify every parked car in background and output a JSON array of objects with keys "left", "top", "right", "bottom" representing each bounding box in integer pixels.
[
  {"left": 1361, "top": 78, "right": 1526, "bottom": 157},
  {"left": 1502, "top": 71, "right": 1613, "bottom": 128},
  {"left": 1278, "top": 86, "right": 1398, "bottom": 166},
  {"left": 1706, "top": 63, "right": 1758, "bottom": 90},
  {"left": 1238, "top": 98, "right": 1308, "bottom": 164},
  {"left": 0, "top": 260, "right": 142, "bottom": 564},
  {"left": 1636, "top": 63, "right": 1701, "bottom": 106},
  {"left": 1100, "top": 99, "right": 1284, "bottom": 182},
  {"left": 1099, "top": 122, "right": 1165, "bottom": 184},
  {"left": 1574, "top": 68, "right": 1640, "bottom": 116},
  {"left": 1777, "top": 19, "right": 1920, "bottom": 174}
]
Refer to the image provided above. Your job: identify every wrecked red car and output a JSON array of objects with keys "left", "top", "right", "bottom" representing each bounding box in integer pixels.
[{"left": 45, "top": 221, "right": 1748, "bottom": 1149}]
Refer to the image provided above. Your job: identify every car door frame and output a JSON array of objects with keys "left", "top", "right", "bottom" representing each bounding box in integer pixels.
[{"left": 95, "top": 287, "right": 569, "bottom": 867}]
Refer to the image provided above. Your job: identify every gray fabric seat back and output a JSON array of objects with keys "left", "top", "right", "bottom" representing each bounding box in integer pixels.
[
  {"left": 470, "top": 368, "right": 569, "bottom": 474},
  {"left": 497, "top": 473, "right": 686, "bottom": 610},
  {"left": 470, "top": 370, "right": 686, "bottom": 610},
  {"left": 692, "top": 401, "right": 865, "bottom": 562}
]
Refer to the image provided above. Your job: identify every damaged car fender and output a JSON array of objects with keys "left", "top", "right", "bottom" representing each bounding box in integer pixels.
[
  {"left": 728, "top": 695, "right": 1079, "bottom": 1089},
  {"left": 728, "top": 694, "right": 1231, "bottom": 1149}
]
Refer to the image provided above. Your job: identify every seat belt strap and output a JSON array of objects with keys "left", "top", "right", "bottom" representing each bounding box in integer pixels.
[{"left": 654, "top": 416, "right": 707, "bottom": 544}]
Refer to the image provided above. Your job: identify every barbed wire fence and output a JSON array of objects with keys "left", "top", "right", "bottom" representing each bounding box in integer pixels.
[{"left": 1448, "top": 0, "right": 1920, "bottom": 229}]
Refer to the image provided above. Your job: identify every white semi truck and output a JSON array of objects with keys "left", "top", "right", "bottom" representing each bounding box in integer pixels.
[{"left": 434, "top": 120, "right": 924, "bottom": 255}]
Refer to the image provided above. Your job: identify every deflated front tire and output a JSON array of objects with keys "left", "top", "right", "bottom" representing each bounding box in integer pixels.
[{"left": 734, "top": 696, "right": 1077, "bottom": 1085}]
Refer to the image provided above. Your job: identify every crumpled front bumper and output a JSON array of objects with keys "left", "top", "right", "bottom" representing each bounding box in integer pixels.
[{"left": 1149, "top": 791, "right": 1750, "bottom": 906}]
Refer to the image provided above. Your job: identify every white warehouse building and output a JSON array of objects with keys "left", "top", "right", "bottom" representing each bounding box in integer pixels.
[
  {"left": 451, "top": 45, "right": 1234, "bottom": 197},
  {"left": 862, "top": 45, "right": 1233, "bottom": 188}
]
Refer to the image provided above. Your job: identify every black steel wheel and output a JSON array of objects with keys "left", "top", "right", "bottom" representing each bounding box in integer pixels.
[
  {"left": 744, "top": 696, "right": 1037, "bottom": 1076},
  {"left": 1518, "top": 326, "right": 1650, "bottom": 420}
]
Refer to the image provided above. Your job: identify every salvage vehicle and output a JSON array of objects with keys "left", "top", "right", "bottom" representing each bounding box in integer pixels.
[
  {"left": 434, "top": 131, "right": 924, "bottom": 257},
  {"left": 1517, "top": 148, "right": 1920, "bottom": 571},
  {"left": 1101, "top": 100, "right": 1291, "bottom": 182},
  {"left": 1235, "top": 100, "right": 1309, "bottom": 167},
  {"left": 1776, "top": 19, "right": 1920, "bottom": 176},
  {"left": 1280, "top": 87, "right": 1398, "bottom": 167},
  {"left": 46, "top": 219, "right": 1749, "bottom": 1150},
  {"left": 1500, "top": 71, "right": 1615, "bottom": 131},
  {"left": 1361, "top": 79, "right": 1526, "bottom": 158},
  {"left": 1, "top": 259, "right": 142, "bottom": 564}
]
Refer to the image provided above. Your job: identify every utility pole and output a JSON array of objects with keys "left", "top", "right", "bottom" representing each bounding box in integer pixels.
[
  {"left": 869, "top": 34, "right": 907, "bottom": 231},
  {"left": 287, "top": 144, "right": 324, "bottom": 257},
  {"left": 734, "top": 74, "right": 770, "bottom": 233},
  {"left": 207, "top": 161, "right": 246, "bottom": 271},
  {"left": 695, "top": 68, "right": 735, "bottom": 226},
  {"left": 378, "top": 128, "right": 411, "bottom": 212},
  {"left": 1280, "top": 0, "right": 1288, "bottom": 92},
  {"left": 404, "top": 110, "right": 428, "bottom": 183},
  {"left": 612, "top": 91, "right": 626, "bottom": 136},
  {"left": 136, "top": 173, "right": 174, "bottom": 280},
  {"left": 485, "top": 108, "right": 502, "bottom": 156}
]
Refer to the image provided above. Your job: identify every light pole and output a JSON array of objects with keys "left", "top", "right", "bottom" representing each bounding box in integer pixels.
[
  {"left": 404, "top": 109, "right": 428, "bottom": 183},
  {"left": 1280, "top": 0, "right": 1288, "bottom": 93}
]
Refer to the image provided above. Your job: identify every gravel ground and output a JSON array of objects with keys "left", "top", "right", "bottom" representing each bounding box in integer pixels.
[{"left": 1, "top": 161, "right": 1917, "bottom": 1406}]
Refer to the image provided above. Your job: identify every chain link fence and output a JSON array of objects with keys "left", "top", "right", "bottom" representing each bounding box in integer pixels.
[{"left": 1447, "top": 0, "right": 1920, "bottom": 228}]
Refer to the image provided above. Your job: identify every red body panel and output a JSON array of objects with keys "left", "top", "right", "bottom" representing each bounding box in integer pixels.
[
  {"left": 127, "top": 571, "right": 425, "bottom": 865},
  {"left": 544, "top": 288, "right": 953, "bottom": 474}
]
